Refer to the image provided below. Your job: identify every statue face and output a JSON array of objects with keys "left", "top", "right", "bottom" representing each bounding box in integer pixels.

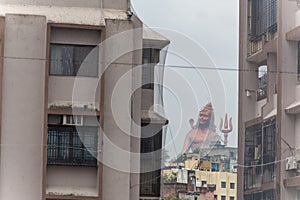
[
  {"left": 197, "top": 102, "right": 213, "bottom": 129},
  {"left": 199, "top": 112, "right": 210, "bottom": 125}
]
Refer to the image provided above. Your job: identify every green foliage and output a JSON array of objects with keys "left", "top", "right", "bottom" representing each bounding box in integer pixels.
[
  {"left": 171, "top": 153, "right": 187, "bottom": 163},
  {"left": 162, "top": 171, "right": 177, "bottom": 183},
  {"left": 164, "top": 197, "right": 188, "bottom": 200},
  {"left": 192, "top": 148, "right": 201, "bottom": 154}
]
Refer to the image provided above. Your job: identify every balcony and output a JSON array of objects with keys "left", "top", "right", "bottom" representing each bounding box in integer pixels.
[{"left": 248, "top": 0, "right": 277, "bottom": 58}]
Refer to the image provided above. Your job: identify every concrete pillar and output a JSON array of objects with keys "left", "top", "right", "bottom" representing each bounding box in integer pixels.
[{"left": 0, "top": 14, "right": 46, "bottom": 200}]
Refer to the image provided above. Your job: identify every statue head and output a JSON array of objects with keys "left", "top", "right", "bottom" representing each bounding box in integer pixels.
[{"left": 198, "top": 102, "right": 215, "bottom": 130}]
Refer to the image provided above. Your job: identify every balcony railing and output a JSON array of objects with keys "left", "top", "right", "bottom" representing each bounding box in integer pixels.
[{"left": 248, "top": 0, "right": 277, "bottom": 56}]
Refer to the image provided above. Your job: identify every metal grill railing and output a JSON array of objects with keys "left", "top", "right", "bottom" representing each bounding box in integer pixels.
[
  {"left": 244, "top": 117, "right": 276, "bottom": 190},
  {"left": 248, "top": 0, "right": 277, "bottom": 56},
  {"left": 47, "top": 126, "right": 98, "bottom": 166}
]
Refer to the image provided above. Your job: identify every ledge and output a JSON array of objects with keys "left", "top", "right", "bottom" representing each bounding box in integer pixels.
[
  {"left": 46, "top": 186, "right": 98, "bottom": 199},
  {"left": 0, "top": 4, "right": 131, "bottom": 27},
  {"left": 284, "top": 175, "right": 300, "bottom": 188},
  {"left": 247, "top": 38, "right": 277, "bottom": 63},
  {"left": 48, "top": 108, "right": 100, "bottom": 116},
  {"left": 285, "top": 100, "right": 300, "bottom": 114},
  {"left": 143, "top": 27, "right": 170, "bottom": 49},
  {"left": 244, "top": 182, "right": 275, "bottom": 194},
  {"left": 286, "top": 25, "right": 300, "bottom": 41},
  {"left": 46, "top": 194, "right": 98, "bottom": 200},
  {"left": 0, "top": 4, "right": 105, "bottom": 26},
  {"left": 264, "top": 108, "right": 277, "bottom": 120},
  {"left": 141, "top": 110, "right": 169, "bottom": 125}
]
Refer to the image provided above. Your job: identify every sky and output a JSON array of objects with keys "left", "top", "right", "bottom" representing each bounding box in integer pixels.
[{"left": 131, "top": 0, "right": 239, "bottom": 159}]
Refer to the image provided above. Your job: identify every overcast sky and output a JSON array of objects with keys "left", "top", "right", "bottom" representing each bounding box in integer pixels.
[{"left": 131, "top": 0, "right": 239, "bottom": 159}]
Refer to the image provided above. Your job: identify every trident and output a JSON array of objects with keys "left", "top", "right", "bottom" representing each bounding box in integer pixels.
[{"left": 219, "top": 114, "right": 233, "bottom": 147}]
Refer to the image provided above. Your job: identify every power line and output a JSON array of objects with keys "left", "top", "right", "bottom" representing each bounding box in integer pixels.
[{"left": 0, "top": 55, "right": 297, "bottom": 74}]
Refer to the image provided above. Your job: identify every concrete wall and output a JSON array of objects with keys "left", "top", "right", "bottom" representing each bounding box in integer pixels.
[
  {"left": 102, "top": 19, "right": 141, "bottom": 200},
  {"left": 48, "top": 76, "right": 100, "bottom": 108},
  {"left": 0, "top": 14, "right": 46, "bottom": 200},
  {"left": 0, "top": 0, "right": 102, "bottom": 8},
  {"left": 278, "top": 1, "right": 298, "bottom": 200},
  {"left": 0, "top": 0, "right": 129, "bottom": 10},
  {"left": 46, "top": 166, "right": 97, "bottom": 195},
  {"left": 103, "top": 0, "right": 128, "bottom": 10}
]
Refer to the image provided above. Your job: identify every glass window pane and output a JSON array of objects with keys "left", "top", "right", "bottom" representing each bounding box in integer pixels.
[{"left": 50, "top": 44, "right": 98, "bottom": 77}]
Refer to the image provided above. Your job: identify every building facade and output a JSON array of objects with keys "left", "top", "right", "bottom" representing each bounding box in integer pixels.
[
  {"left": 0, "top": 1, "right": 169, "bottom": 200},
  {"left": 173, "top": 169, "right": 237, "bottom": 200},
  {"left": 238, "top": 0, "right": 300, "bottom": 199},
  {"left": 163, "top": 153, "right": 237, "bottom": 200}
]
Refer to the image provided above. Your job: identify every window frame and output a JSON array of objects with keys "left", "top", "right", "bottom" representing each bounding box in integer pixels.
[
  {"left": 249, "top": 0, "right": 277, "bottom": 42},
  {"left": 142, "top": 48, "right": 160, "bottom": 90},
  {"left": 230, "top": 182, "right": 235, "bottom": 189},
  {"left": 47, "top": 125, "right": 98, "bottom": 167},
  {"left": 221, "top": 181, "right": 226, "bottom": 188},
  {"left": 49, "top": 43, "right": 99, "bottom": 77},
  {"left": 140, "top": 123, "right": 163, "bottom": 197},
  {"left": 297, "top": 41, "right": 300, "bottom": 77},
  {"left": 244, "top": 117, "right": 276, "bottom": 190}
]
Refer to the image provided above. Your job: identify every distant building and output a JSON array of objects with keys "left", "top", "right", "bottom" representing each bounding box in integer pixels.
[
  {"left": 198, "top": 142, "right": 238, "bottom": 172},
  {"left": 162, "top": 152, "right": 237, "bottom": 200},
  {"left": 164, "top": 169, "right": 237, "bottom": 200}
]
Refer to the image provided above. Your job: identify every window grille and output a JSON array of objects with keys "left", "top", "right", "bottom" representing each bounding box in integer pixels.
[
  {"left": 263, "top": 189, "right": 275, "bottom": 200},
  {"left": 47, "top": 125, "right": 98, "bottom": 166},
  {"left": 244, "top": 117, "right": 276, "bottom": 190},
  {"left": 250, "top": 0, "right": 277, "bottom": 42}
]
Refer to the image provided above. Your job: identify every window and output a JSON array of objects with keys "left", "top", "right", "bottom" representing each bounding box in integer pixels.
[
  {"left": 142, "top": 48, "right": 159, "bottom": 89},
  {"left": 50, "top": 44, "right": 98, "bottom": 77},
  {"left": 221, "top": 196, "right": 226, "bottom": 200},
  {"left": 230, "top": 182, "right": 235, "bottom": 189},
  {"left": 262, "top": 118, "right": 276, "bottom": 183},
  {"left": 221, "top": 181, "right": 226, "bottom": 188},
  {"left": 250, "top": 0, "right": 277, "bottom": 41},
  {"left": 47, "top": 125, "right": 98, "bottom": 166},
  {"left": 244, "top": 117, "right": 276, "bottom": 190},
  {"left": 297, "top": 42, "right": 300, "bottom": 78},
  {"left": 230, "top": 197, "right": 235, "bottom": 200},
  {"left": 202, "top": 180, "right": 207, "bottom": 186},
  {"left": 244, "top": 122, "right": 262, "bottom": 189},
  {"left": 257, "top": 65, "right": 267, "bottom": 100},
  {"left": 140, "top": 123, "right": 163, "bottom": 197},
  {"left": 263, "top": 189, "right": 275, "bottom": 200}
]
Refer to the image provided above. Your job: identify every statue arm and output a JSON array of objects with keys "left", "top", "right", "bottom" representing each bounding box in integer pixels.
[{"left": 182, "top": 133, "right": 191, "bottom": 153}]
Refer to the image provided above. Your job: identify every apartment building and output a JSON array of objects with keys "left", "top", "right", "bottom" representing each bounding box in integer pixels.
[
  {"left": 195, "top": 170, "right": 237, "bottom": 200},
  {"left": 172, "top": 168, "right": 237, "bottom": 200},
  {"left": 0, "top": 1, "right": 169, "bottom": 200},
  {"left": 238, "top": 0, "right": 300, "bottom": 199},
  {"left": 163, "top": 153, "right": 237, "bottom": 200}
]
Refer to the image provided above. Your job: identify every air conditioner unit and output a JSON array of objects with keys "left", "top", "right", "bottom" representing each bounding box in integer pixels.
[
  {"left": 63, "top": 115, "right": 83, "bottom": 126},
  {"left": 286, "top": 156, "right": 298, "bottom": 171}
]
